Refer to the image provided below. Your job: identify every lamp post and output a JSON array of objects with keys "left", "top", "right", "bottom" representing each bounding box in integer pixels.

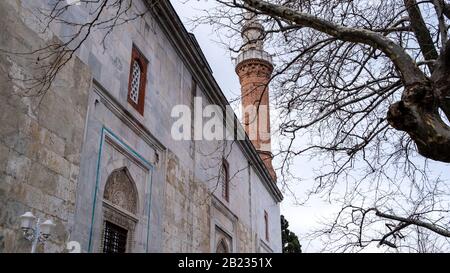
[{"left": 19, "top": 212, "right": 55, "bottom": 253}]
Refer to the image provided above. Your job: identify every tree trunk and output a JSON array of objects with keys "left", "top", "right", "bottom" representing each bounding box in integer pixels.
[{"left": 387, "top": 42, "right": 450, "bottom": 162}]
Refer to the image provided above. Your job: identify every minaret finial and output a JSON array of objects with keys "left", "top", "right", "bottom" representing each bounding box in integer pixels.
[{"left": 241, "top": 12, "right": 265, "bottom": 51}]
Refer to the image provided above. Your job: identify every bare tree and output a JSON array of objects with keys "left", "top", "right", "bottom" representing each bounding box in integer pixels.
[{"left": 192, "top": 0, "right": 450, "bottom": 251}]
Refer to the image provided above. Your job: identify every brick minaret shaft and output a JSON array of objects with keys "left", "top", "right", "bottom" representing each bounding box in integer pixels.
[{"left": 235, "top": 16, "right": 276, "bottom": 181}]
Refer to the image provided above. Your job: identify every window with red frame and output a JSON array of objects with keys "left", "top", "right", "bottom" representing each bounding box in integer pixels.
[
  {"left": 128, "top": 45, "right": 148, "bottom": 115},
  {"left": 220, "top": 159, "right": 230, "bottom": 202}
]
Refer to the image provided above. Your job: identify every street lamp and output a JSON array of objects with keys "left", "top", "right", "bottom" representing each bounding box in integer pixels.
[{"left": 19, "top": 212, "right": 55, "bottom": 253}]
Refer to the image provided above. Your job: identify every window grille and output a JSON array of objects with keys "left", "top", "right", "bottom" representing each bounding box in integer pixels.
[
  {"left": 129, "top": 61, "right": 141, "bottom": 104},
  {"left": 103, "top": 221, "right": 128, "bottom": 253}
]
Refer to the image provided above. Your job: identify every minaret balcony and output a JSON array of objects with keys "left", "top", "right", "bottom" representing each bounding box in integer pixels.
[{"left": 235, "top": 49, "right": 273, "bottom": 68}]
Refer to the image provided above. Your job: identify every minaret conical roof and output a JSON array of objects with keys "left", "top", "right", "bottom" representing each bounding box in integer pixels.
[{"left": 235, "top": 13, "right": 273, "bottom": 68}]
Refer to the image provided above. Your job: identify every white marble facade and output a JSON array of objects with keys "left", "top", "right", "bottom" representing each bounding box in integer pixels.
[{"left": 0, "top": 0, "right": 283, "bottom": 253}]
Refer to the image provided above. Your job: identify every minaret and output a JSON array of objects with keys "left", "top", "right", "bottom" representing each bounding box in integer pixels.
[{"left": 235, "top": 14, "right": 276, "bottom": 181}]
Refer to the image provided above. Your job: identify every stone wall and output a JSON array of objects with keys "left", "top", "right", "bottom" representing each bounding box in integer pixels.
[
  {"left": 0, "top": 1, "right": 91, "bottom": 253},
  {"left": 163, "top": 150, "right": 211, "bottom": 252},
  {"left": 0, "top": 0, "right": 283, "bottom": 253}
]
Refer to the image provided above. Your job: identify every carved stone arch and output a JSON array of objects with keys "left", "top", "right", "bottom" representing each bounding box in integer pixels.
[
  {"left": 101, "top": 167, "right": 140, "bottom": 253},
  {"left": 103, "top": 167, "right": 138, "bottom": 214},
  {"left": 216, "top": 238, "right": 229, "bottom": 253}
]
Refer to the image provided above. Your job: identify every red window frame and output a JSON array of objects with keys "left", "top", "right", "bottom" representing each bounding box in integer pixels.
[
  {"left": 222, "top": 159, "right": 230, "bottom": 202},
  {"left": 127, "top": 45, "right": 148, "bottom": 115}
]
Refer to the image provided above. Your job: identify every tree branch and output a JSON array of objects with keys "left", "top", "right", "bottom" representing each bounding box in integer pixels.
[
  {"left": 404, "top": 0, "right": 438, "bottom": 72},
  {"left": 375, "top": 209, "right": 450, "bottom": 238},
  {"left": 242, "top": 0, "right": 428, "bottom": 86}
]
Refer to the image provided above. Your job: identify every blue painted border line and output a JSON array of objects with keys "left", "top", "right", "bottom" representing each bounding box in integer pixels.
[
  {"left": 88, "top": 127, "right": 105, "bottom": 252},
  {"left": 87, "top": 126, "right": 154, "bottom": 252}
]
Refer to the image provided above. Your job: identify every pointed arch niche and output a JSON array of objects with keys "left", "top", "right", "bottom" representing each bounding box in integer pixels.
[
  {"left": 101, "top": 167, "right": 139, "bottom": 253},
  {"left": 214, "top": 225, "right": 233, "bottom": 253},
  {"left": 216, "top": 238, "right": 230, "bottom": 253}
]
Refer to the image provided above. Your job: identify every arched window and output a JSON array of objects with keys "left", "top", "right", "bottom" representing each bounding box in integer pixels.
[
  {"left": 103, "top": 167, "right": 138, "bottom": 214},
  {"left": 128, "top": 45, "right": 148, "bottom": 115},
  {"left": 216, "top": 238, "right": 229, "bottom": 253},
  {"left": 220, "top": 160, "right": 229, "bottom": 201},
  {"left": 102, "top": 167, "right": 138, "bottom": 253}
]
